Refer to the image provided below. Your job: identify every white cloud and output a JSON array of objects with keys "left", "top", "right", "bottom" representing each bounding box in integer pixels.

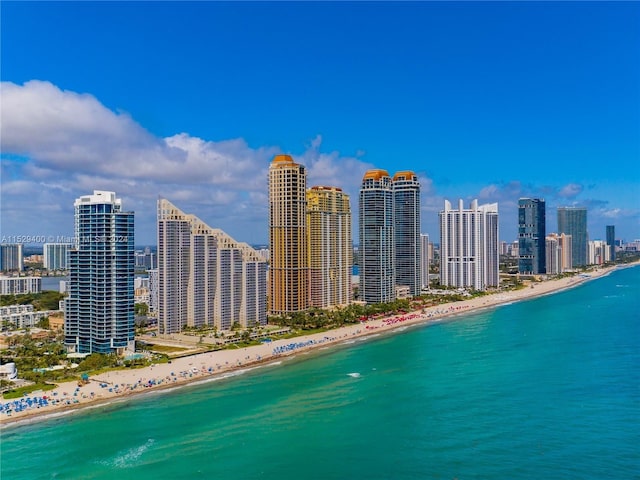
[
  {"left": 558, "top": 182, "right": 583, "bottom": 198},
  {"left": 0, "top": 80, "right": 373, "bottom": 244}
]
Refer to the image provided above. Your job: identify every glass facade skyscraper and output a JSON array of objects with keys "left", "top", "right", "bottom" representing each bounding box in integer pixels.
[
  {"left": 518, "top": 198, "right": 546, "bottom": 274},
  {"left": 557, "top": 207, "right": 588, "bottom": 267},
  {"left": 393, "top": 171, "right": 421, "bottom": 296},
  {"left": 65, "top": 191, "right": 135, "bottom": 355},
  {"left": 606, "top": 225, "right": 616, "bottom": 261},
  {"left": 359, "top": 169, "right": 395, "bottom": 303}
]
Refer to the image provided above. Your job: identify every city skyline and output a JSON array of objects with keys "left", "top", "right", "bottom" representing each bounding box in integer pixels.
[{"left": 2, "top": 2, "right": 639, "bottom": 245}]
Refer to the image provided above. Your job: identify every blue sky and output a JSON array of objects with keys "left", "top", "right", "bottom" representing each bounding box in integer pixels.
[{"left": 1, "top": 1, "right": 639, "bottom": 246}]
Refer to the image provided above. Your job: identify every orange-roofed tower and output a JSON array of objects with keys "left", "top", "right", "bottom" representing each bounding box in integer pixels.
[{"left": 268, "top": 155, "right": 309, "bottom": 314}]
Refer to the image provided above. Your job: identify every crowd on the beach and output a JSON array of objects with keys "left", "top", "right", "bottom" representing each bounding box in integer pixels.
[
  {"left": 0, "top": 390, "right": 86, "bottom": 417},
  {"left": 362, "top": 304, "right": 471, "bottom": 330}
]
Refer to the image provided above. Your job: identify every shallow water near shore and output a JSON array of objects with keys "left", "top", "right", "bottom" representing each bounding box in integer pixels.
[{"left": 2, "top": 266, "right": 639, "bottom": 479}]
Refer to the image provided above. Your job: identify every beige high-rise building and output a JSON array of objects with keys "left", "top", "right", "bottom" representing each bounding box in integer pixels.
[
  {"left": 158, "top": 198, "right": 267, "bottom": 333},
  {"left": 307, "top": 186, "right": 352, "bottom": 308},
  {"left": 545, "top": 233, "right": 573, "bottom": 273},
  {"left": 269, "top": 155, "right": 309, "bottom": 315}
]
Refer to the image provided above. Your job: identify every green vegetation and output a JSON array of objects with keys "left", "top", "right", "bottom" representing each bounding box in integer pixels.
[
  {"left": 134, "top": 303, "right": 149, "bottom": 316},
  {"left": 0, "top": 291, "right": 64, "bottom": 311},
  {"left": 77, "top": 353, "right": 119, "bottom": 371},
  {"left": 268, "top": 293, "right": 488, "bottom": 332},
  {"left": 3, "top": 383, "right": 56, "bottom": 399},
  {"left": 145, "top": 344, "right": 191, "bottom": 354}
]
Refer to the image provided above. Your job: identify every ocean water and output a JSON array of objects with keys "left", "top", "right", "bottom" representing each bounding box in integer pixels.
[{"left": 2, "top": 266, "right": 638, "bottom": 479}]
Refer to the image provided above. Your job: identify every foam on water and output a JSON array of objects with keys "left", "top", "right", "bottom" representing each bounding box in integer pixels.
[{"left": 98, "top": 438, "right": 155, "bottom": 469}]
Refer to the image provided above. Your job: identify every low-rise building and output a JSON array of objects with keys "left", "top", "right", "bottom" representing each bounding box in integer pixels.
[{"left": 0, "top": 305, "right": 59, "bottom": 330}]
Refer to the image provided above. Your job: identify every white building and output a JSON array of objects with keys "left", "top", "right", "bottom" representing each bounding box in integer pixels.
[
  {"left": 0, "top": 362, "right": 17, "bottom": 380},
  {"left": 43, "top": 243, "right": 72, "bottom": 270},
  {"left": 1, "top": 305, "right": 58, "bottom": 330},
  {"left": 420, "top": 234, "right": 432, "bottom": 290},
  {"left": 0, "top": 244, "right": 23, "bottom": 272},
  {"left": 0, "top": 276, "right": 42, "bottom": 295},
  {"left": 546, "top": 233, "right": 572, "bottom": 273},
  {"left": 588, "top": 240, "right": 610, "bottom": 265},
  {"left": 439, "top": 199, "right": 499, "bottom": 290}
]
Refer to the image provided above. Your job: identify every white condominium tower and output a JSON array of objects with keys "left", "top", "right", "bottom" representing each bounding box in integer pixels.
[
  {"left": 439, "top": 199, "right": 499, "bottom": 290},
  {"left": 307, "top": 186, "right": 352, "bottom": 308},
  {"left": 359, "top": 169, "right": 395, "bottom": 304},
  {"left": 43, "top": 243, "right": 72, "bottom": 270},
  {"left": 420, "top": 234, "right": 431, "bottom": 290},
  {"left": 157, "top": 198, "right": 267, "bottom": 334},
  {"left": 393, "top": 171, "right": 421, "bottom": 296},
  {"left": 269, "top": 154, "right": 309, "bottom": 315}
]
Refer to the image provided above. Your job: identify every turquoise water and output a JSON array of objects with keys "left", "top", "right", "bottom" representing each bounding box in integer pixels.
[{"left": 2, "top": 267, "right": 639, "bottom": 479}]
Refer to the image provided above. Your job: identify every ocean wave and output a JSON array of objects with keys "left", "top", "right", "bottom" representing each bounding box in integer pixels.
[
  {"left": 99, "top": 438, "right": 155, "bottom": 468},
  {"left": 347, "top": 372, "right": 361, "bottom": 378}
]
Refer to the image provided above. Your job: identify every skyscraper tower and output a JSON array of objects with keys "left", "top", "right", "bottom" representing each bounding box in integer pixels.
[
  {"left": 157, "top": 199, "right": 192, "bottom": 334},
  {"left": 518, "top": 198, "right": 546, "bottom": 274},
  {"left": 307, "top": 186, "right": 352, "bottom": 308},
  {"left": 359, "top": 169, "right": 394, "bottom": 303},
  {"left": 606, "top": 225, "right": 616, "bottom": 261},
  {"left": 158, "top": 198, "right": 267, "bottom": 333},
  {"left": 420, "top": 234, "right": 431, "bottom": 290},
  {"left": 65, "top": 191, "right": 134, "bottom": 354},
  {"left": 393, "top": 171, "right": 421, "bottom": 296},
  {"left": 557, "top": 207, "right": 588, "bottom": 267},
  {"left": 269, "top": 155, "right": 309, "bottom": 315},
  {"left": 439, "top": 199, "right": 499, "bottom": 290}
]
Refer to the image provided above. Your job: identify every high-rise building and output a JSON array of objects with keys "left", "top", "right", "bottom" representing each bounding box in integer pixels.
[
  {"left": 65, "top": 191, "right": 135, "bottom": 355},
  {"left": 0, "top": 276, "right": 41, "bottom": 295},
  {"left": 307, "top": 186, "right": 352, "bottom": 308},
  {"left": 157, "top": 200, "right": 191, "bottom": 334},
  {"left": 0, "top": 244, "right": 23, "bottom": 272},
  {"left": 606, "top": 225, "right": 616, "bottom": 261},
  {"left": 158, "top": 198, "right": 267, "bottom": 334},
  {"left": 557, "top": 207, "right": 588, "bottom": 267},
  {"left": 393, "top": 171, "right": 421, "bottom": 296},
  {"left": 518, "top": 198, "right": 546, "bottom": 274},
  {"left": 588, "top": 240, "right": 610, "bottom": 265},
  {"left": 269, "top": 155, "right": 309, "bottom": 315},
  {"left": 148, "top": 268, "right": 159, "bottom": 314},
  {"left": 135, "top": 248, "right": 156, "bottom": 270},
  {"left": 43, "top": 243, "right": 72, "bottom": 270},
  {"left": 439, "top": 199, "right": 499, "bottom": 290},
  {"left": 545, "top": 235, "right": 560, "bottom": 275},
  {"left": 420, "top": 234, "right": 431, "bottom": 290},
  {"left": 558, "top": 233, "right": 573, "bottom": 271},
  {"left": 546, "top": 233, "right": 572, "bottom": 273},
  {"left": 359, "top": 169, "right": 395, "bottom": 303}
]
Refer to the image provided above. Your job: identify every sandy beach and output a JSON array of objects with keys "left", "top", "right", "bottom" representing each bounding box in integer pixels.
[{"left": 1, "top": 263, "right": 634, "bottom": 427}]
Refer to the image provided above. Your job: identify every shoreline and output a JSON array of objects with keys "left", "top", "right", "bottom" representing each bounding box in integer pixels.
[{"left": 2, "top": 262, "right": 637, "bottom": 428}]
